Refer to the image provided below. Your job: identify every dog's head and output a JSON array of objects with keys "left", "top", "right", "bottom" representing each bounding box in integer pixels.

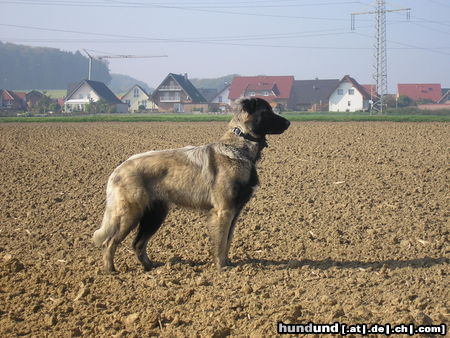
[{"left": 233, "top": 97, "right": 290, "bottom": 137}]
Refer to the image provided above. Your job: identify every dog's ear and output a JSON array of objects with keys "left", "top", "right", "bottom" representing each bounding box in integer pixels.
[{"left": 240, "top": 98, "right": 257, "bottom": 114}]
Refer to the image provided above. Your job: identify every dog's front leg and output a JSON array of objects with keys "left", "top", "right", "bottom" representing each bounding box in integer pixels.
[{"left": 208, "top": 208, "right": 235, "bottom": 270}]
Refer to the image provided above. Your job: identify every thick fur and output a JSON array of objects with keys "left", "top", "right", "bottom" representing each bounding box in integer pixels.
[{"left": 93, "top": 98, "right": 290, "bottom": 272}]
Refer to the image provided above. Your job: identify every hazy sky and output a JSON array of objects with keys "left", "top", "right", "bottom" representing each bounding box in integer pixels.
[{"left": 2, "top": 0, "right": 449, "bottom": 92}]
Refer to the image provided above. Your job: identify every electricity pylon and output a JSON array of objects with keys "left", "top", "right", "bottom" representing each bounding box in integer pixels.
[{"left": 351, "top": 1, "right": 410, "bottom": 114}]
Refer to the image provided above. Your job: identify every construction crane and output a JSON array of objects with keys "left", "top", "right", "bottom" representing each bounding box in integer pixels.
[{"left": 83, "top": 49, "right": 168, "bottom": 80}]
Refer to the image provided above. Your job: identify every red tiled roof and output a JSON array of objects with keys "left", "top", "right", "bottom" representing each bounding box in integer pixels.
[
  {"left": 14, "top": 92, "right": 26, "bottom": 100},
  {"left": 2, "top": 89, "right": 24, "bottom": 103},
  {"left": 397, "top": 83, "right": 442, "bottom": 103},
  {"left": 2, "top": 89, "right": 15, "bottom": 100},
  {"left": 362, "top": 85, "right": 377, "bottom": 98},
  {"left": 229, "top": 76, "right": 294, "bottom": 100},
  {"left": 245, "top": 82, "right": 276, "bottom": 91}
]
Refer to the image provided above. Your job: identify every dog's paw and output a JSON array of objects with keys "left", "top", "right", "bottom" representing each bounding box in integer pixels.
[
  {"left": 215, "top": 261, "right": 233, "bottom": 272},
  {"left": 100, "top": 268, "right": 119, "bottom": 275},
  {"left": 218, "top": 265, "right": 233, "bottom": 272},
  {"left": 143, "top": 264, "right": 153, "bottom": 272}
]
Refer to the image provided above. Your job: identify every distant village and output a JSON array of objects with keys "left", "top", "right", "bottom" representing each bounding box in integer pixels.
[{"left": 1, "top": 73, "right": 449, "bottom": 115}]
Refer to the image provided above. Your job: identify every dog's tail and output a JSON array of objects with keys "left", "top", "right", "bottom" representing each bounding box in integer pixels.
[
  {"left": 93, "top": 173, "right": 121, "bottom": 247},
  {"left": 92, "top": 197, "right": 119, "bottom": 246},
  {"left": 93, "top": 208, "right": 117, "bottom": 247}
]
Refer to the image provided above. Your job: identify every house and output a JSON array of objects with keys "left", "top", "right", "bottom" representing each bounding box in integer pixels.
[
  {"left": 228, "top": 76, "right": 295, "bottom": 111},
  {"left": 329, "top": 75, "right": 371, "bottom": 112},
  {"left": 25, "top": 90, "right": 44, "bottom": 110},
  {"left": 289, "top": 78, "right": 339, "bottom": 111},
  {"left": 209, "top": 83, "right": 231, "bottom": 112},
  {"left": 57, "top": 98, "right": 65, "bottom": 109},
  {"left": 438, "top": 89, "right": 450, "bottom": 104},
  {"left": 152, "top": 73, "right": 208, "bottom": 112},
  {"left": 198, "top": 88, "right": 218, "bottom": 102},
  {"left": 397, "top": 83, "right": 442, "bottom": 103},
  {"left": 64, "top": 79, "right": 128, "bottom": 113},
  {"left": 361, "top": 85, "right": 378, "bottom": 99},
  {"left": 418, "top": 89, "right": 450, "bottom": 111},
  {"left": 121, "top": 85, "right": 158, "bottom": 112},
  {"left": 0, "top": 89, "right": 26, "bottom": 110},
  {"left": 14, "top": 91, "right": 27, "bottom": 103}
]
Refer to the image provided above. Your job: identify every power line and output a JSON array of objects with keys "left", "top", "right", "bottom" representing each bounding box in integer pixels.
[
  {"left": 0, "top": 23, "right": 353, "bottom": 41},
  {"left": 1, "top": 0, "right": 361, "bottom": 6},
  {"left": 428, "top": 0, "right": 450, "bottom": 9},
  {"left": 4, "top": 0, "right": 362, "bottom": 8},
  {"left": 0, "top": 0, "right": 362, "bottom": 21},
  {"left": 2, "top": 23, "right": 449, "bottom": 53},
  {"left": 4, "top": 37, "right": 449, "bottom": 51},
  {"left": 355, "top": 32, "right": 450, "bottom": 57}
]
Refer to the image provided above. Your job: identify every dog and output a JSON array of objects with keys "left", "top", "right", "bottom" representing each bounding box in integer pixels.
[{"left": 93, "top": 97, "right": 290, "bottom": 272}]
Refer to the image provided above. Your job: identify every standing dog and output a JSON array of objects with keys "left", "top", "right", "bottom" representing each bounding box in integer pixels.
[{"left": 93, "top": 97, "right": 290, "bottom": 272}]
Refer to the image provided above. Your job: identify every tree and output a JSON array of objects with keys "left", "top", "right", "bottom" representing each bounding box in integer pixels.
[
  {"left": 30, "top": 92, "right": 60, "bottom": 113},
  {"left": 85, "top": 99, "right": 116, "bottom": 114},
  {"left": 0, "top": 41, "right": 111, "bottom": 89},
  {"left": 396, "top": 95, "right": 415, "bottom": 108},
  {"left": 384, "top": 94, "right": 397, "bottom": 108}
]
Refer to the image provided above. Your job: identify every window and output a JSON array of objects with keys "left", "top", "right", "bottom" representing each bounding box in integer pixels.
[
  {"left": 133, "top": 88, "right": 139, "bottom": 98},
  {"left": 348, "top": 89, "right": 355, "bottom": 95},
  {"left": 337, "top": 89, "right": 344, "bottom": 95},
  {"left": 218, "top": 96, "right": 222, "bottom": 103},
  {"left": 249, "top": 91, "right": 256, "bottom": 96},
  {"left": 348, "top": 101, "right": 351, "bottom": 106},
  {"left": 263, "top": 91, "right": 269, "bottom": 96}
]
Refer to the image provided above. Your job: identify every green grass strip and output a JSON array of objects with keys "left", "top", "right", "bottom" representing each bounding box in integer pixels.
[{"left": 0, "top": 112, "right": 449, "bottom": 123}]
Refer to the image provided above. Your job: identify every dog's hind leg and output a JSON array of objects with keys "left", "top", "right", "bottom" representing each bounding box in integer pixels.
[
  {"left": 132, "top": 200, "right": 168, "bottom": 271},
  {"left": 102, "top": 208, "right": 141, "bottom": 273}
]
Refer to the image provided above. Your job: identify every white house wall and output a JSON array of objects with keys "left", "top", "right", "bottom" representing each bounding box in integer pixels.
[
  {"left": 64, "top": 82, "right": 128, "bottom": 113},
  {"left": 211, "top": 87, "right": 231, "bottom": 104},
  {"left": 122, "top": 86, "right": 157, "bottom": 112},
  {"left": 329, "top": 82, "right": 368, "bottom": 112},
  {"left": 66, "top": 82, "right": 100, "bottom": 104}
]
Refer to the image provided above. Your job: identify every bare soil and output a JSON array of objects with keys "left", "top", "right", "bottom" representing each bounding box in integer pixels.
[{"left": 0, "top": 122, "right": 448, "bottom": 337}]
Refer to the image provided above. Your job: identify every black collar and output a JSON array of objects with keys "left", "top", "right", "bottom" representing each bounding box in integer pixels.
[{"left": 231, "top": 127, "right": 268, "bottom": 148}]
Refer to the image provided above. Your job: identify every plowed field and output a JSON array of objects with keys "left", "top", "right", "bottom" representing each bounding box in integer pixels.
[{"left": 1, "top": 122, "right": 448, "bottom": 336}]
